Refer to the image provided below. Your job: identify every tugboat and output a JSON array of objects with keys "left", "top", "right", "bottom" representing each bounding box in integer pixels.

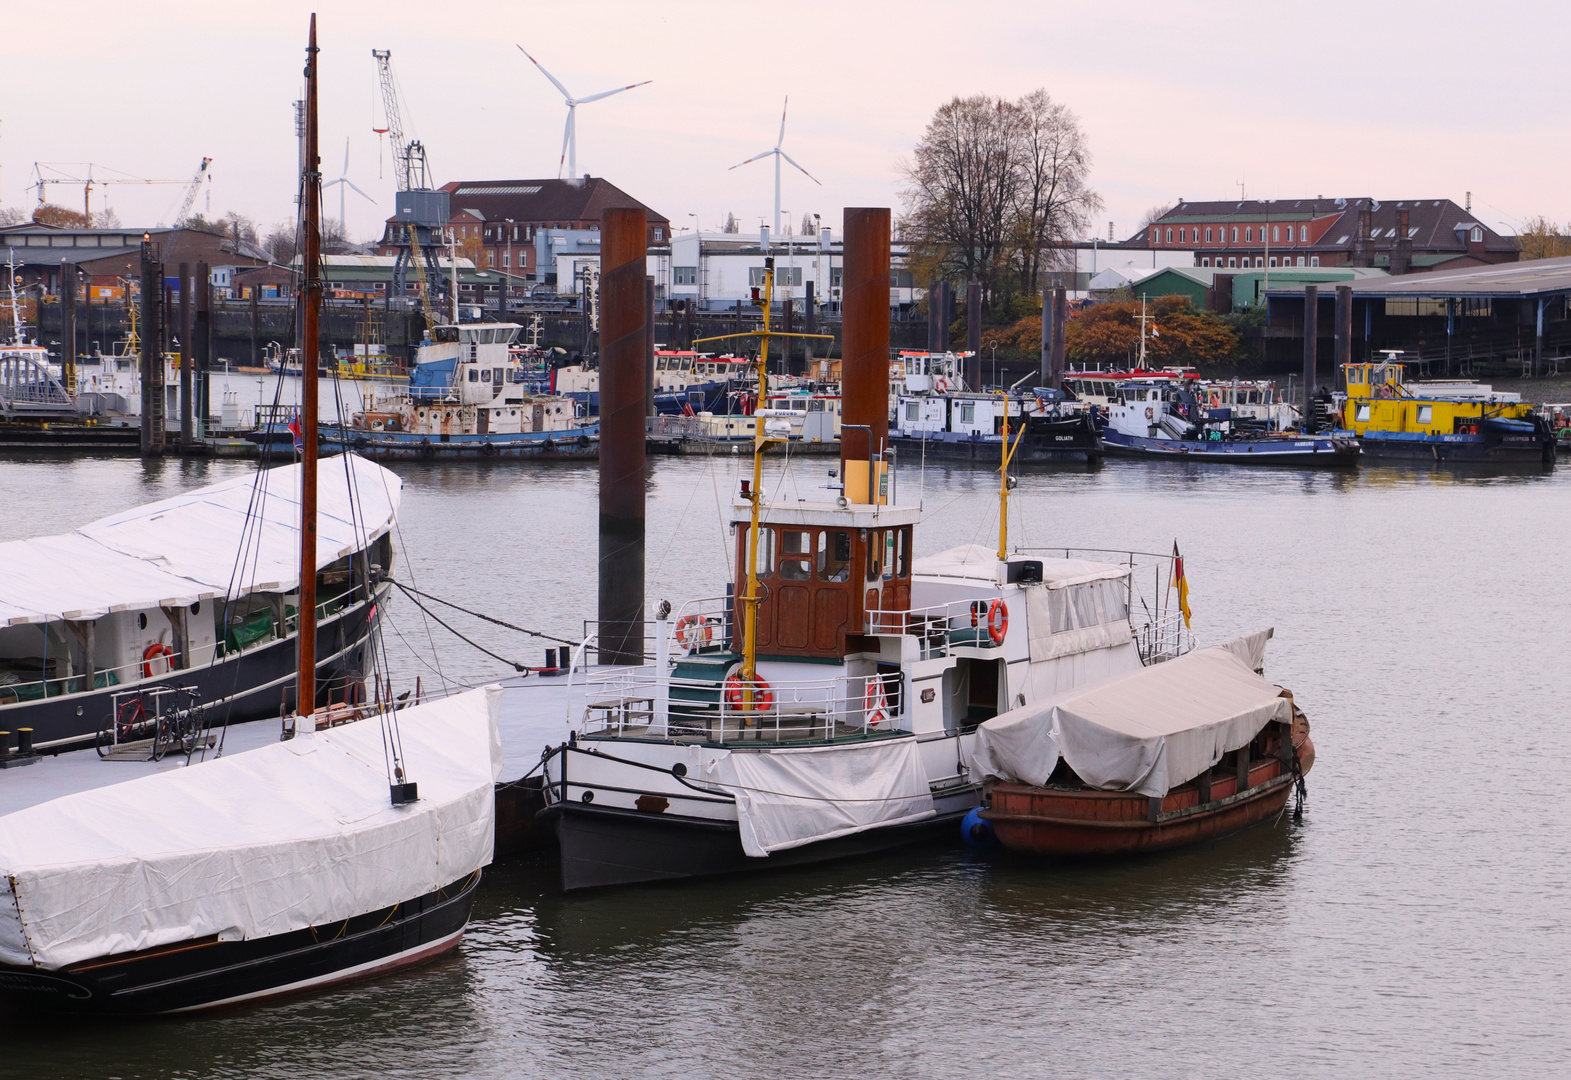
[
  {"left": 0, "top": 18, "right": 496, "bottom": 1015},
  {"left": 1337, "top": 354, "right": 1555, "bottom": 464},
  {"left": 537, "top": 252, "right": 1188, "bottom": 889},
  {"left": 1101, "top": 376, "right": 1360, "bottom": 466},
  {"left": 892, "top": 386, "right": 1101, "bottom": 464}
]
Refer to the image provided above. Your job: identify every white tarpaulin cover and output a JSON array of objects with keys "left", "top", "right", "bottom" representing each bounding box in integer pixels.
[
  {"left": 707, "top": 737, "right": 935, "bottom": 857},
  {"left": 0, "top": 685, "right": 500, "bottom": 970},
  {"left": 970, "top": 634, "right": 1290, "bottom": 798},
  {"left": 0, "top": 455, "right": 400, "bottom": 625}
]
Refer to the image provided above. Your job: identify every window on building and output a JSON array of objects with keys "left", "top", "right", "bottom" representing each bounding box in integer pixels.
[
  {"left": 1206, "top": 227, "right": 1213, "bottom": 243},
  {"left": 1231, "top": 226, "right": 1239, "bottom": 242},
  {"left": 830, "top": 268, "right": 843, "bottom": 288},
  {"left": 1228, "top": 257, "right": 1237, "bottom": 268},
  {"left": 1296, "top": 256, "right": 1306, "bottom": 267},
  {"left": 1268, "top": 257, "right": 1278, "bottom": 267},
  {"left": 1300, "top": 225, "right": 1309, "bottom": 242},
  {"left": 1245, "top": 227, "right": 1253, "bottom": 243},
  {"left": 1201, "top": 257, "right": 1211, "bottom": 267},
  {"left": 653, "top": 227, "right": 664, "bottom": 241},
  {"left": 1165, "top": 228, "right": 1173, "bottom": 243},
  {"left": 674, "top": 266, "right": 697, "bottom": 286},
  {"left": 1273, "top": 226, "right": 1281, "bottom": 243},
  {"left": 1255, "top": 257, "right": 1264, "bottom": 267},
  {"left": 1310, "top": 256, "right": 1320, "bottom": 266},
  {"left": 502, "top": 251, "right": 509, "bottom": 268},
  {"left": 1470, "top": 226, "right": 1483, "bottom": 243}
]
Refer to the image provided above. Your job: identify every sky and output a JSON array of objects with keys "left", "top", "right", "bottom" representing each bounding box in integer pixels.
[{"left": 3, "top": 0, "right": 1565, "bottom": 246}]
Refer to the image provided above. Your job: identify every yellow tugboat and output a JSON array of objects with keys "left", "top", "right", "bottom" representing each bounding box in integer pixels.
[{"left": 1337, "top": 354, "right": 1555, "bottom": 464}]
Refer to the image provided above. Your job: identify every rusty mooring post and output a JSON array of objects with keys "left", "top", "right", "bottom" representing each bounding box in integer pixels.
[
  {"left": 840, "top": 207, "right": 890, "bottom": 482},
  {"left": 194, "top": 261, "right": 211, "bottom": 436},
  {"left": 59, "top": 260, "right": 77, "bottom": 394},
  {"left": 139, "top": 237, "right": 165, "bottom": 457},
  {"left": 1302, "top": 284, "right": 1319, "bottom": 433},
  {"left": 598, "top": 207, "right": 648, "bottom": 667},
  {"left": 178, "top": 261, "right": 193, "bottom": 447}
]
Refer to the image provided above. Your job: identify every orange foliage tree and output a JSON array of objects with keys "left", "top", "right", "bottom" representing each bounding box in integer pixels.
[
  {"left": 1064, "top": 295, "right": 1238, "bottom": 367},
  {"left": 32, "top": 203, "right": 90, "bottom": 228}
]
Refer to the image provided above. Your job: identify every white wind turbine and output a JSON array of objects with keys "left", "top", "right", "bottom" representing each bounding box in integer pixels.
[
  {"left": 730, "top": 97, "right": 821, "bottom": 237},
  {"left": 517, "top": 46, "right": 651, "bottom": 181},
  {"left": 323, "top": 138, "right": 374, "bottom": 242}
]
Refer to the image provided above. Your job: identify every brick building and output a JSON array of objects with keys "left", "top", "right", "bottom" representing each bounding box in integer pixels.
[
  {"left": 376, "top": 175, "right": 669, "bottom": 286},
  {"left": 1134, "top": 198, "right": 1517, "bottom": 275}
]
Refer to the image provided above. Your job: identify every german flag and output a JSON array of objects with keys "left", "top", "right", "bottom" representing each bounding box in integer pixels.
[{"left": 1173, "top": 541, "right": 1191, "bottom": 628}]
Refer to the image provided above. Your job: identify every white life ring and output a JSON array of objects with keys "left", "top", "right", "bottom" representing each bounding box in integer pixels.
[{"left": 1145, "top": 406, "right": 1155, "bottom": 421}]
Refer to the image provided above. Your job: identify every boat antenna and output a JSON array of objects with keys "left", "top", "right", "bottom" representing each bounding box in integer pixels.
[
  {"left": 297, "top": 13, "right": 322, "bottom": 732},
  {"left": 692, "top": 257, "right": 833, "bottom": 706}
]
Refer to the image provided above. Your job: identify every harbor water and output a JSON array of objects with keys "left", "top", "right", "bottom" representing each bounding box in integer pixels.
[{"left": 2, "top": 452, "right": 1568, "bottom": 1077}]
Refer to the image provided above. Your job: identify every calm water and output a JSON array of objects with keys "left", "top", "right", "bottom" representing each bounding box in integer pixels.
[{"left": 2, "top": 451, "right": 1569, "bottom": 1078}]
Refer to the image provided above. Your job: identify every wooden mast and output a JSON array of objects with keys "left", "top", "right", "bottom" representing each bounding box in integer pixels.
[{"left": 297, "top": 13, "right": 321, "bottom": 725}]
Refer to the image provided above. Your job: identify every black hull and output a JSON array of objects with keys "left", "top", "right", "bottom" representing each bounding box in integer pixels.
[
  {"left": 0, "top": 872, "right": 479, "bottom": 1015},
  {"left": 0, "top": 587, "right": 387, "bottom": 751},
  {"left": 892, "top": 417, "right": 1103, "bottom": 465},
  {"left": 543, "top": 801, "right": 966, "bottom": 891},
  {"left": 1101, "top": 440, "right": 1361, "bottom": 467}
]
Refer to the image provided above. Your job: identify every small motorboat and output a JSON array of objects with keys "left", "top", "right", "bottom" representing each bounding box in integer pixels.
[{"left": 972, "top": 630, "right": 1315, "bottom": 856}]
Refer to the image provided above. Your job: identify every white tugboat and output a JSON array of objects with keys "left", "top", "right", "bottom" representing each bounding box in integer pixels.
[{"left": 538, "top": 260, "right": 1188, "bottom": 889}]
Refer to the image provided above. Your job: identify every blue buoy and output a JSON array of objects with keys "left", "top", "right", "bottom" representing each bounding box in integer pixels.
[{"left": 961, "top": 806, "right": 998, "bottom": 850}]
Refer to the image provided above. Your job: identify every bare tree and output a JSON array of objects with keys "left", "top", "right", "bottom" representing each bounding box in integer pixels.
[
  {"left": 265, "top": 222, "right": 299, "bottom": 266},
  {"left": 901, "top": 90, "right": 1098, "bottom": 309},
  {"left": 801, "top": 212, "right": 816, "bottom": 236},
  {"left": 1141, "top": 204, "right": 1174, "bottom": 228},
  {"left": 1011, "top": 90, "right": 1102, "bottom": 294},
  {"left": 0, "top": 206, "right": 26, "bottom": 226},
  {"left": 92, "top": 207, "right": 122, "bottom": 228}
]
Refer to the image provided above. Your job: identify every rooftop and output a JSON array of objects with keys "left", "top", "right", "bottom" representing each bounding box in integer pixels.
[{"left": 1264, "top": 256, "right": 1571, "bottom": 299}]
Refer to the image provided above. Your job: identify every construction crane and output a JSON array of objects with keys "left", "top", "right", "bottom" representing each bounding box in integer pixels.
[
  {"left": 169, "top": 158, "right": 214, "bottom": 226},
  {"left": 29, "top": 162, "right": 203, "bottom": 223},
  {"left": 371, "top": 48, "right": 449, "bottom": 320}
]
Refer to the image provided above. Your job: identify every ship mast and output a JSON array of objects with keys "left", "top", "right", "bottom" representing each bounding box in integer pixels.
[
  {"left": 694, "top": 257, "right": 832, "bottom": 700},
  {"left": 996, "top": 389, "right": 1026, "bottom": 560},
  {"left": 297, "top": 14, "right": 322, "bottom": 726}
]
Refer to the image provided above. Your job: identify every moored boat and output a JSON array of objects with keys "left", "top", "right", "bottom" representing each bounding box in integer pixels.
[{"left": 973, "top": 631, "right": 1315, "bottom": 856}]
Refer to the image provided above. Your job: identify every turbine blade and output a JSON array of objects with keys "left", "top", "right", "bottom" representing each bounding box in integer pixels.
[
  {"left": 342, "top": 137, "right": 351, "bottom": 178},
  {"left": 779, "top": 151, "right": 822, "bottom": 186},
  {"left": 345, "top": 180, "right": 376, "bottom": 203},
  {"left": 728, "top": 150, "right": 775, "bottom": 170},
  {"left": 575, "top": 80, "right": 652, "bottom": 105},
  {"left": 558, "top": 113, "right": 572, "bottom": 180},
  {"left": 777, "top": 96, "right": 788, "bottom": 149},
  {"left": 516, "top": 45, "right": 573, "bottom": 100}
]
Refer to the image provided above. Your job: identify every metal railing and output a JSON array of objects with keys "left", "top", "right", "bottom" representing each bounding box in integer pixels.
[
  {"left": 1015, "top": 546, "right": 1194, "bottom": 664},
  {"left": 863, "top": 594, "right": 1007, "bottom": 657}
]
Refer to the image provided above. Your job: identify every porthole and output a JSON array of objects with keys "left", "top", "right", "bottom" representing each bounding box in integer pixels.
[
  {"left": 137, "top": 612, "right": 147, "bottom": 630},
  {"left": 581, "top": 790, "right": 595, "bottom": 803}
]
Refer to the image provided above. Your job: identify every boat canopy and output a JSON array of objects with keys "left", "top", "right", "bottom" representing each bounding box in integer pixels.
[
  {"left": 970, "top": 630, "right": 1287, "bottom": 798},
  {"left": 913, "top": 544, "right": 1131, "bottom": 588},
  {"left": 0, "top": 454, "right": 400, "bottom": 625},
  {"left": 0, "top": 685, "right": 500, "bottom": 971}
]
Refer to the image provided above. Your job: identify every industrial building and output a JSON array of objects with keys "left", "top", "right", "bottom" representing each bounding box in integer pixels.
[{"left": 0, "top": 223, "right": 268, "bottom": 297}]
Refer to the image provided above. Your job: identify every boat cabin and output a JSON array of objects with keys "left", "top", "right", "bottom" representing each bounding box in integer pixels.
[{"left": 1339, "top": 360, "right": 1537, "bottom": 437}]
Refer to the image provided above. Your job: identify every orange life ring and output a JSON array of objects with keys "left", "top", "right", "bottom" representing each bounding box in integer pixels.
[
  {"left": 864, "top": 676, "right": 890, "bottom": 726},
  {"left": 1144, "top": 406, "right": 1155, "bottom": 421},
  {"left": 142, "top": 641, "right": 174, "bottom": 678},
  {"left": 674, "top": 614, "right": 711, "bottom": 650},
  {"left": 723, "top": 673, "right": 773, "bottom": 711},
  {"left": 987, "top": 599, "right": 1009, "bottom": 645},
  {"left": 935, "top": 375, "right": 951, "bottom": 392}
]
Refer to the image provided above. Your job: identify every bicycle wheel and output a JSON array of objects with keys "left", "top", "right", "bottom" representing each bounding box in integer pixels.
[
  {"left": 96, "top": 718, "right": 116, "bottom": 759},
  {"left": 150, "top": 715, "right": 169, "bottom": 762}
]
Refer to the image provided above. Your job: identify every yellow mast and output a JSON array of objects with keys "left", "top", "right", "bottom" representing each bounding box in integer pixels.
[
  {"left": 996, "top": 389, "right": 1028, "bottom": 560},
  {"left": 693, "top": 257, "right": 834, "bottom": 699}
]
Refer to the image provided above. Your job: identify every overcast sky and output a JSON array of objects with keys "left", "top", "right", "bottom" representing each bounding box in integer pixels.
[{"left": 4, "top": 0, "right": 1563, "bottom": 244}]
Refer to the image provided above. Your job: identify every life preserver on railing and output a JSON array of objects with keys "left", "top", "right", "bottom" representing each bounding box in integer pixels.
[
  {"left": 723, "top": 673, "right": 773, "bottom": 711},
  {"left": 1144, "top": 406, "right": 1155, "bottom": 421},
  {"left": 987, "top": 599, "right": 1009, "bottom": 645},
  {"left": 935, "top": 375, "right": 951, "bottom": 392},
  {"left": 674, "top": 614, "right": 712, "bottom": 651},
  {"left": 142, "top": 642, "right": 175, "bottom": 678},
  {"left": 864, "top": 676, "right": 890, "bottom": 727}
]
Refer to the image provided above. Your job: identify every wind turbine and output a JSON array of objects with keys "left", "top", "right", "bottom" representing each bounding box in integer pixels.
[
  {"left": 730, "top": 97, "right": 821, "bottom": 238},
  {"left": 323, "top": 138, "right": 375, "bottom": 242},
  {"left": 517, "top": 46, "right": 651, "bottom": 180}
]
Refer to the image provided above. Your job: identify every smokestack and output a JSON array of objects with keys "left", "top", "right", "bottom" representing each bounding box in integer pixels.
[
  {"left": 597, "top": 207, "right": 648, "bottom": 667},
  {"left": 59, "top": 259, "right": 76, "bottom": 394},
  {"left": 1302, "top": 284, "right": 1318, "bottom": 433},
  {"left": 1335, "top": 283, "right": 1353, "bottom": 374},
  {"left": 139, "top": 235, "right": 165, "bottom": 457},
  {"left": 966, "top": 281, "right": 982, "bottom": 390},
  {"left": 194, "top": 261, "right": 211, "bottom": 436},
  {"left": 840, "top": 207, "right": 890, "bottom": 477},
  {"left": 1038, "top": 287, "right": 1051, "bottom": 381},
  {"left": 1050, "top": 285, "right": 1067, "bottom": 383}
]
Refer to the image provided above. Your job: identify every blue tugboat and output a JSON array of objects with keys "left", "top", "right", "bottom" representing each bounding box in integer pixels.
[{"left": 1101, "top": 376, "right": 1359, "bottom": 466}]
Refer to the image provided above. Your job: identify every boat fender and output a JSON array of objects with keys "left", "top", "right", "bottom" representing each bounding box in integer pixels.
[
  {"left": 418, "top": 437, "right": 435, "bottom": 459},
  {"left": 142, "top": 641, "right": 175, "bottom": 678},
  {"left": 480, "top": 440, "right": 498, "bottom": 458},
  {"left": 987, "top": 599, "right": 1009, "bottom": 645},
  {"left": 961, "top": 806, "right": 998, "bottom": 850},
  {"left": 723, "top": 673, "right": 773, "bottom": 711},
  {"left": 577, "top": 433, "right": 592, "bottom": 448},
  {"left": 542, "top": 438, "right": 556, "bottom": 452}
]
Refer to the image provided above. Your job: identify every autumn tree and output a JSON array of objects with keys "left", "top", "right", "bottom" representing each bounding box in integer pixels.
[
  {"left": 32, "top": 203, "right": 90, "bottom": 228},
  {"left": 1516, "top": 216, "right": 1571, "bottom": 261},
  {"left": 459, "top": 233, "right": 488, "bottom": 267},
  {"left": 1064, "top": 295, "right": 1239, "bottom": 368}
]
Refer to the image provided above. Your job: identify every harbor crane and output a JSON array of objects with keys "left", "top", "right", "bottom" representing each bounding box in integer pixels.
[
  {"left": 168, "top": 157, "right": 214, "bottom": 227},
  {"left": 29, "top": 161, "right": 208, "bottom": 223},
  {"left": 371, "top": 48, "right": 448, "bottom": 321}
]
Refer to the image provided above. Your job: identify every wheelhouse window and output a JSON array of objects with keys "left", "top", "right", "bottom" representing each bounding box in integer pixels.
[
  {"left": 818, "top": 530, "right": 852, "bottom": 582},
  {"left": 959, "top": 402, "right": 975, "bottom": 423},
  {"left": 778, "top": 530, "right": 813, "bottom": 581}
]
